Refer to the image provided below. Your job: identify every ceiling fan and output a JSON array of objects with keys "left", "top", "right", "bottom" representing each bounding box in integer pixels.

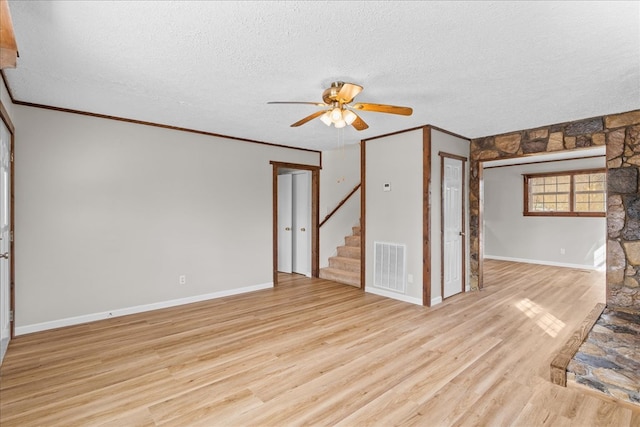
[{"left": 268, "top": 81, "right": 413, "bottom": 131}]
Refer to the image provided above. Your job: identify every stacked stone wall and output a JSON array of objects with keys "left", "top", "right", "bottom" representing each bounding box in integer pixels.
[{"left": 469, "top": 110, "right": 640, "bottom": 313}]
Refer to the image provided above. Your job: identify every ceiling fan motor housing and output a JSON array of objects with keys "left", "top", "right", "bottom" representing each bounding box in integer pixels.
[{"left": 322, "top": 82, "right": 345, "bottom": 104}]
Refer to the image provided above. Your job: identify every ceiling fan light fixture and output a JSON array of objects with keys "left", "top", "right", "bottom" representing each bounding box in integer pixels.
[
  {"left": 330, "top": 107, "right": 343, "bottom": 122},
  {"left": 269, "top": 81, "right": 411, "bottom": 132},
  {"left": 342, "top": 109, "right": 357, "bottom": 125},
  {"left": 320, "top": 111, "right": 332, "bottom": 126}
]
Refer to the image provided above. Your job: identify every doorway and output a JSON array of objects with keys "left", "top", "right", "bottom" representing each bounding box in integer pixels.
[
  {"left": 277, "top": 170, "right": 311, "bottom": 275},
  {"left": 271, "top": 161, "right": 320, "bottom": 286},
  {"left": 478, "top": 147, "right": 607, "bottom": 292}
]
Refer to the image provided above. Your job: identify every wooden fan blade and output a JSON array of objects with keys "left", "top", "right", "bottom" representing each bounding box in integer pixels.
[
  {"left": 268, "top": 101, "right": 327, "bottom": 106},
  {"left": 0, "top": 0, "right": 18, "bottom": 69},
  {"left": 352, "top": 103, "right": 413, "bottom": 116},
  {"left": 350, "top": 114, "right": 369, "bottom": 131},
  {"left": 337, "top": 83, "right": 363, "bottom": 103},
  {"left": 291, "top": 110, "right": 326, "bottom": 127}
]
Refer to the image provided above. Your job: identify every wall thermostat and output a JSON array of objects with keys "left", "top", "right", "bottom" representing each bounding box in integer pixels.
[{"left": 383, "top": 183, "right": 391, "bottom": 192}]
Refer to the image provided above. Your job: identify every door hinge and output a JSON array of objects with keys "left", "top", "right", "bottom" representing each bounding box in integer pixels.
[
  {"left": 9, "top": 311, "right": 13, "bottom": 322},
  {"left": 10, "top": 152, "right": 13, "bottom": 162},
  {"left": 10, "top": 231, "right": 13, "bottom": 242}
]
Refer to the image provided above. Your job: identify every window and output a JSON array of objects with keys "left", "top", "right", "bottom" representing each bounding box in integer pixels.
[{"left": 523, "top": 169, "right": 606, "bottom": 217}]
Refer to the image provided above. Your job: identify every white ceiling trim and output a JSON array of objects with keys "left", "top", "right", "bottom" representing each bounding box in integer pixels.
[{"left": 482, "top": 146, "right": 606, "bottom": 168}]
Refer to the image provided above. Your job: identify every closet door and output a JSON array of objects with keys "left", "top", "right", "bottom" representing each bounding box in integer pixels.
[
  {"left": 442, "top": 156, "right": 465, "bottom": 299},
  {"left": 277, "top": 174, "right": 293, "bottom": 273},
  {"left": 0, "top": 120, "right": 11, "bottom": 363},
  {"left": 292, "top": 172, "right": 310, "bottom": 276}
]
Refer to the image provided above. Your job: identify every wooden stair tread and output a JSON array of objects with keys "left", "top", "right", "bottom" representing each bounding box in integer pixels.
[
  {"left": 319, "top": 267, "right": 361, "bottom": 287},
  {"left": 320, "top": 268, "right": 359, "bottom": 278},
  {"left": 337, "top": 245, "right": 360, "bottom": 259},
  {"left": 322, "top": 221, "right": 362, "bottom": 288},
  {"left": 551, "top": 302, "right": 606, "bottom": 386},
  {"left": 328, "top": 256, "right": 360, "bottom": 273},
  {"left": 329, "top": 256, "right": 360, "bottom": 265},
  {"left": 345, "top": 235, "right": 360, "bottom": 247}
]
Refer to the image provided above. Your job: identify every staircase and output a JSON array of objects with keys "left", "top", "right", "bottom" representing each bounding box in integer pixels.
[{"left": 319, "top": 224, "right": 361, "bottom": 287}]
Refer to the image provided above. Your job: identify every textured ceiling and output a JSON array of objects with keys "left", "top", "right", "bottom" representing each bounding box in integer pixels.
[{"left": 4, "top": 1, "right": 639, "bottom": 151}]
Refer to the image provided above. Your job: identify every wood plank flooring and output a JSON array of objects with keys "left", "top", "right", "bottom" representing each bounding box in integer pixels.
[{"left": 1, "top": 260, "right": 639, "bottom": 426}]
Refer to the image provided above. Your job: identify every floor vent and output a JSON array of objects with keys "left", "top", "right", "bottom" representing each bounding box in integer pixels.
[{"left": 374, "top": 242, "right": 406, "bottom": 293}]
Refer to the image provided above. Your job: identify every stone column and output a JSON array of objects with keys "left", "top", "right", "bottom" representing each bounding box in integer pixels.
[{"left": 606, "top": 111, "right": 640, "bottom": 313}]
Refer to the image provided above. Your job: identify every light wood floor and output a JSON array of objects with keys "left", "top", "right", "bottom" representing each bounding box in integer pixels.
[{"left": 1, "top": 261, "right": 638, "bottom": 426}]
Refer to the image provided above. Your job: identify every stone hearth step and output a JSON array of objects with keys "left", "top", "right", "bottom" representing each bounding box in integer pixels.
[{"left": 567, "top": 308, "right": 640, "bottom": 406}]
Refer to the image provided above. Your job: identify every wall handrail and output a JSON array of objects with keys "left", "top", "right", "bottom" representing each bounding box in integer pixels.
[{"left": 319, "top": 183, "right": 361, "bottom": 228}]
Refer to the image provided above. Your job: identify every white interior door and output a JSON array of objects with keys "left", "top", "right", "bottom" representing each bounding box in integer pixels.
[
  {"left": 443, "top": 156, "right": 464, "bottom": 299},
  {"left": 292, "top": 172, "right": 311, "bottom": 276},
  {"left": 277, "top": 174, "right": 293, "bottom": 273},
  {"left": 0, "top": 121, "right": 11, "bottom": 363}
]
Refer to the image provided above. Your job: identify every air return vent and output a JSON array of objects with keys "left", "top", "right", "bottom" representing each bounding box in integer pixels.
[{"left": 374, "top": 242, "right": 406, "bottom": 293}]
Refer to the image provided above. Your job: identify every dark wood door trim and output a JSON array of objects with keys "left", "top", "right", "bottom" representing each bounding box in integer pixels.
[
  {"left": 9, "top": 122, "right": 13, "bottom": 337},
  {"left": 478, "top": 161, "right": 484, "bottom": 290},
  {"left": 360, "top": 141, "right": 366, "bottom": 291},
  {"left": 270, "top": 161, "right": 321, "bottom": 286},
  {"left": 423, "top": 126, "right": 432, "bottom": 307}
]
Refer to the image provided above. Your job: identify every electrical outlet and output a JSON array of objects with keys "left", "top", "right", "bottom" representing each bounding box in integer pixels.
[
  {"left": 179, "top": 275, "right": 186, "bottom": 285},
  {"left": 560, "top": 248, "right": 565, "bottom": 255},
  {"left": 407, "top": 274, "right": 414, "bottom": 284}
]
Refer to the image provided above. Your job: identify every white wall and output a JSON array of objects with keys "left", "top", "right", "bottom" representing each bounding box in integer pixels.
[
  {"left": 319, "top": 143, "right": 360, "bottom": 267},
  {"left": 1, "top": 82, "right": 13, "bottom": 122},
  {"left": 483, "top": 156, "right": 606, "bottom": 269},
  {"left": 14, "top": 105, "right": 320, "bottom": 333},
  {"left": 430, "top": 129, "right": 470, "bottom": 303},
  {"left": 365, "top": 129, "right": 423, "bottom": 304}
]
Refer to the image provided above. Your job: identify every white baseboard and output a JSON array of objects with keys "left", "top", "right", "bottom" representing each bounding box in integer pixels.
[
  {"left": 484, "top": 255, "right": 602, "bottom": 271},
  {"left": 365, "top": 287, "right": 443, "bottom": 307},
  {"left": 0, "top": 337, "right": 9, "bottom": 365},
  {"left": 16, "top": 282, "right": 274, "bottom": 336},
  {"left": 365, "top": 287, "right": 423, "bottom": 306}
]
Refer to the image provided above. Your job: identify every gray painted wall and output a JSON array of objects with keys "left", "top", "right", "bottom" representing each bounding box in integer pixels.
[
  {"left": 364, "top": 128, "right": 470, "bottom": 305},
  {"left": 14, "top": 105, "right": 319, "bottom": 331},
  {"left": 365, "top": 130, "right": 423, "bottom": 303},
  {"left": 0, "top": 85, "right": 12, "bottom": 119},
  {"left": 483, "top": 157, "right": 606, "bottom": 269}
]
